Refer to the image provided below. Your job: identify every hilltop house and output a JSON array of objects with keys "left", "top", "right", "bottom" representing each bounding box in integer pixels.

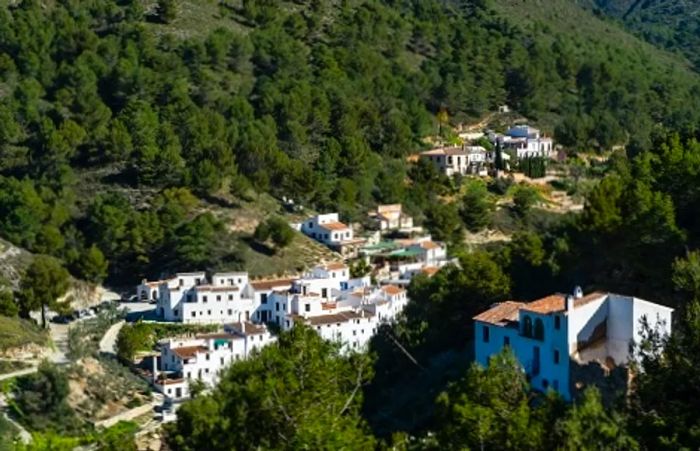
[
  {"left": 153, "top": 322, "right": 274, "bottom": 400},
  {"left": 489, "top": 125, "right": 554, "bottom": 159},
  {"left": 299, "top": 213, "right": 365, "bottom": 256},
  {"left": 473, "top": 288, "right": 673, "bottom": 401},
  {"left": 368, "top": 204, "right": 414, "bottom": 231},
  {"left": 420, "top": 145, "right": 489, "bottom": 177}
]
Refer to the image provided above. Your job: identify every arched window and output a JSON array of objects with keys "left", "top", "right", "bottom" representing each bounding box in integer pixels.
[
  {"left": 534, "top": 318, "right": 545, "bottom": 340},
  {"left": 523, "top": 316, "right": 533, "bottom": 337}
]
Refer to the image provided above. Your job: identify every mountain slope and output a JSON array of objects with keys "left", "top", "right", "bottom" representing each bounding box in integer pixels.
[
  {"left": 576, "top": 0, "right": 700, "bottom": 70},
  {"left": 0, "top": 0, "right": 699, "bottom": 283}
]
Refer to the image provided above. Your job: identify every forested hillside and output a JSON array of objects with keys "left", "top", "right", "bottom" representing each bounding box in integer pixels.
[
  {"left": 0, "top": 0, "right": 699, "bottom": 285},
  {"left": 578, "top": 0, "right": 700, "bottom": 70}
]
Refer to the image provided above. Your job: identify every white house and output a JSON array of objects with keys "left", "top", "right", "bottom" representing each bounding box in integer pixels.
[
  {"left": 473, "top": 288, "right": 673, "bottom": 400},
  {"left": 149, "top": 271, "right": 259, "bottom": 325},
  {"left": 153, "top": 322, "right": 275, "bottom": 400},
  {"left": 420, "top": 146, "right": 489, "bottom": 177},
  {"left": 299, "top": 213, "right": 364, "bottom": 256},
  {"left": 369, "top": 204, "right": 414, "bottom": 231},
  {"left": 293, "top": 310, "right": 378, "bottom": 352},
  {"left": 300, "top": 213, "right": 353, "bottom": 245},
  {"left": 489, "top": 125, "right": 554, "bottom": 159}
]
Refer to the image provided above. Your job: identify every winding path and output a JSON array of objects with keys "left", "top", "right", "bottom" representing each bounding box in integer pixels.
[{"left": 99, "top": 320, "right": 125, "bottom": 355}]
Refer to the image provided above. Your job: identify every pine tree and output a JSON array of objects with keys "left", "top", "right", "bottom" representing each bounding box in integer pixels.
[{"left": 156, "top": 0, "right": 177, "bottom": 24}]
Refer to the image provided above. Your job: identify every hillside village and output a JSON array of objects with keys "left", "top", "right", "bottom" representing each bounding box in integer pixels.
[{"left": 2, "top": 0, "right": 700, "bottom": 449}]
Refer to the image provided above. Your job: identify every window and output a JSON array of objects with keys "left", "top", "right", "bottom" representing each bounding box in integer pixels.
[
  {"left": 554, "top": 350, "right": 560, "bottom": 364},
  {"left": 504, "top": 336, "right": 510, "bottom": 347},
  {"left": 552, "top": 380, "right": 559, "bottom": 390},
  {"left": 308, "top": 221, "right": 313, "bottom": 228},
  {"left": 542, "top": 379, "right": 549, "bottom": 389},
  {"left": 203, "top": 295, "right": 208, "bottom": 303},
  {"left": 238, "top": 278, "right": 242, "bottom": 284},
  {"left": 192, "top": 312, "right": 196, "bottom": 318},
  {"left": 207, "top": 310, "right": 211, "bottom": 315},
  {"left": 206, "top": 353, "right": 210, "bottom": 361},
  {"left": 216, "top": 295, "right": 221, "bottom": 302},
  {"left": 228, "top": 309, "right": 232, "bottom": 315},
  {"left": 220, "top": 357, "right": 224, "bottom": 365},
  {"left": 228, "top": 294, "right": 234, "bottom": 301},
  {"left": 305, "top": 304, "right": 310, "bottom": 312},
  {"left": 205, "top": 368, "right": 209, "bottom": 374},
  {"left": 174, "top": 309, "right": 179, "bottom": 317},
  {"left": 523, "top": 316, "right": 533, "bottom": 337},
  {"left": 482, "top": 325, "right": 490, "bottom": 343},
  {"left": 275, "top": 302, "right": 279, "bottom": 312},
  {"left": 554, "top": 315, "right": 561, "bottom": 330},
  {"left": 261, "top": 293, "right": 268, "bottom": 304},
  {"left": 353, "top": 330, "right": 357, "bottom": 336},
  {"left": 534, "top": 319, "right": 545, "bottom": 340}
]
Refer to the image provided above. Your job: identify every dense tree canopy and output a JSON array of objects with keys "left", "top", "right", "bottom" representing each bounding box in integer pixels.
[
  {"left": 0, "top": 0, "right": 697, "bottom": 284},
  {"left": 166, "top": 325, "right": 375, "bottom": 450}
]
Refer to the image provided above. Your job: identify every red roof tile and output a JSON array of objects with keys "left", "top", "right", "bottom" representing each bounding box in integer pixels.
[
  {"left": 250, "top": 278, "right": 295, "bottom": 290},
  {"left": 521, "top": 294, "right": 566, "bottom": 314},
  {"left": 319, "top": 222, "right": 349, "bottom": 231},
  {"left": 381, "top": 285, "right": 405, "bottom": 296},
  {"left": 473, "top": 301, "right": 525, "bottom": 326},
  {"left": 171, "top": 346, "right": 207, "bottom": 359}
]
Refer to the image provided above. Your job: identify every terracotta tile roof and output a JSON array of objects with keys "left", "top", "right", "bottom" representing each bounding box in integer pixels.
[
  {"left": 420, "top": 241, "right": 441, "bottom": 250},
  {"left": 196, "top": 332, "right": 242, "bottom": 340},
  {"left": 322, "top": 303, "right": 337, "bottom": 310},
  {"left": 377, "top": 204, "right": 402, "bottom": 214},
  {"left": 171, "top": 346, "right": 207, "bottom": 359},
  {"left": 156, "top": 376, "right": 185, "bottom": 386},
  {"left": 521, "top": 292, "right": 608, "bottom": 315},
  {"left": 476, "top": 292, "right": 610, "bottom": 327},
  {"left": 319, "top": 221, "right": 349, "bottom": 231},
  {"left": 421, "top": 266, "right": 440, "bottom": 276},
  {"left": 302, "top": 310, "right": 374, "bottom": 326},
  {"left": 575, "top": 291, "right": 607, "bottom": 307},
  {"left": 521, "top": 294, "right": 566, "bottom": 314},
  {"left": 250, "top": 278, "right": 295, "bottom": 291},
  {"left": 473, "top": 301, "right": 525, "bottom": 326},
  {"left": 381, "top": 285, "right": 405, "bottom": 296},
  {"left": 195, "top": 285, "right": 240, "bottom": 292},
  {"left": 421, "top": 147, "right": 468, "bottom": 157},
  {"left": 227, "top": 321, "right": 267, "bottom": 335},
  {"left": 324, "top": 262, "right": 347, "bottom": 271}
]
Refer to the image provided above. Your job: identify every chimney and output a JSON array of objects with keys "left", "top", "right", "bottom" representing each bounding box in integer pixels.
[
  {"left": 574, "top": 286, "right": 583, "bottom": 299},
  {"left": 566, "top": 295, "right": 574, "bottom": 312}
]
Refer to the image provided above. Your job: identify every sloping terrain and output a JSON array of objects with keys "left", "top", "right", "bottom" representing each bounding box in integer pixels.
[{"left": 576, "top": 0, "right": 700, "bottom": 69}]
